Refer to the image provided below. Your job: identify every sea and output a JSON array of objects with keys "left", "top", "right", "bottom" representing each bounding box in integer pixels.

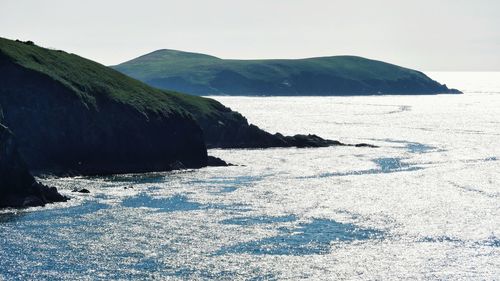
[{"left": 1, "top": 72, "right": 499, "bottom": 280}]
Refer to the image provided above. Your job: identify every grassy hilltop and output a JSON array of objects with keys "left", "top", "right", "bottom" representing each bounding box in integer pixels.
[
  {"left": 0, "top": 38, "right": 226, "bottom": 117},
  {"left": 113, "top": 49, "right": 460, "bottom": 96}
]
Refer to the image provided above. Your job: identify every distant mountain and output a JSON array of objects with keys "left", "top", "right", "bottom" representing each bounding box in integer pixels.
[{"left": 113, "top": 49, "right": 461, "bottom": 96}]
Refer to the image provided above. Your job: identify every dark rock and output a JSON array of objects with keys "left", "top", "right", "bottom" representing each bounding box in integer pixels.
[
  {"left": 71, "top": 188, "right": 90, "bottom": 194},
  {"left": 41, "top": 184, "right": 69, "bottom": 202},
  {"left": 196, "top": 106, "right": 381, "bottom": 149},
  {"left": 283, "top": 134, "right": 345, "bottom": 148},
  {"left": 169, "top": 161, "right": 186, "bottom": 170},
  {"left": 0, "top": 123, "right": 68, "bottom": 208},
  {"left": 353, "top": 143, "right": 379, "bottom": 148},
  {"left": 198, "top": 109, "right": 348, "bottom": 149},
  {"left": 22, "top": 196, "right": 45, "bottom": 207},
  {"left": 207, "top": 156, "right": 232, "bottom": 167},
  {"left": 169, "top": 94, "right": 355, "bottom": 150}
]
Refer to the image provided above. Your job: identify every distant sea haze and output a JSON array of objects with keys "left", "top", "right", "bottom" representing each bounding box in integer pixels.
[{"left": 426, "top": 71, "right": 500, "bottom": 94}]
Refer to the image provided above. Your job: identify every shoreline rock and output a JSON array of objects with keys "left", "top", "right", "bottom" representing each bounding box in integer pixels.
[
  {"left": 0, "top": 123, "right": 68, "bottom": 209},
  {"left": 207, "top": 156, "right": 233, "bottom": 167},
  {"left": 71, "top": 188, "right": 90, "bottom": 194}
]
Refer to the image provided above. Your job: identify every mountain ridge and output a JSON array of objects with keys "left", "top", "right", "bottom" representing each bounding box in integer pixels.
[{"left": 113, "top": 49, "right": 461, "bottom": 96}]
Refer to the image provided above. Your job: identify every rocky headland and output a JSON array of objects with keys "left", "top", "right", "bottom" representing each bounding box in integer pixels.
[{"left": 0, "top": 38, "right": 375, "bottom": 208}]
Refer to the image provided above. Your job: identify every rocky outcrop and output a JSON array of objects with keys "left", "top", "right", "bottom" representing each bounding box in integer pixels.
[
  {"left": 72, "top": 188, "right": 90, "bottom": 194},
  {"left": 206, "top": 156, "right": 233, "bottom": 166},
  {"left": 0, "top": 123, "right": 68, "bottom": 208},
  {"left": 177, "top": 97, "right": 370, "bottom": 149}
]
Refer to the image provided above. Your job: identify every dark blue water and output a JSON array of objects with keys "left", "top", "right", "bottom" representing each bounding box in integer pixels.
[{"left": 0, "top": 186, "right": 383, "bottom": 280}]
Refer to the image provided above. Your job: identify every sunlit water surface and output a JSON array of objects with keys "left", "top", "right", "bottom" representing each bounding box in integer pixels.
[{"left": 1, "top": 72, "right": 499, "bottom": 280}]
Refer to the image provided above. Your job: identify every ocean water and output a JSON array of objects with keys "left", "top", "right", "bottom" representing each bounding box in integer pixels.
[{"left": 1, "top": 72, "right": 499, "bottom": 280}]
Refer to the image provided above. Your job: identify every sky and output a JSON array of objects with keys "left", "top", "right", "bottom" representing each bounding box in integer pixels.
[{"left": 1, "top": 0, "right": 499, "bottom": 71}]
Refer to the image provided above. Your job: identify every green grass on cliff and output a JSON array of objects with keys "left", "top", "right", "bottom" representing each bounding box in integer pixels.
[{"left": 0, "top": 37, "right": 228, "bottom": 117}]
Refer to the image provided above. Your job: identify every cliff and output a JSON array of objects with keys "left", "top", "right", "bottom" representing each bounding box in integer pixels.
[
  {"left": 0, "top": 38, "right": 346, "bottom": 177},
  {"left": 0, "top": 38, "right": 208, "bottom": 175}
]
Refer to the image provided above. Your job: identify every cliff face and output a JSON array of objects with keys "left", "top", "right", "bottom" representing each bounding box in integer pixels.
[
  {"left": 0, "top": 124, "right": 67, "bottom": 208},
  {"left": 0, "top": 38, "right": 208, "bottom": 176},
  {"left": 113, "top": 50, "right": 461, "bottom": 96}
]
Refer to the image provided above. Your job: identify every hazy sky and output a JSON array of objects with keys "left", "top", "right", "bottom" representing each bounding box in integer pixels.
[{"left": 1, "top": 0, "right": 499, "bottom": 70}]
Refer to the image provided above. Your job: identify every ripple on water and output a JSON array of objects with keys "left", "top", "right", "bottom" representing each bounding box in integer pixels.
[
  {"left": 217, "top": 186, "right": 238, "bottom": 193},
  {"left": 309, "top": 157, "right": 423, "bottom": 179},
  {"left": 374, "top": 157, "right": 411, "bottom": 172},
  {"left": 0, "top": 201, "right": 109, "bottom": 225},
  {"left": 221, "top": 215, "right": 297, "bottom": 225},
  {"left": 121, "top": 193, "right": 252, "bottom": 212},
  {"left": 187, "top": 174, "right": 269, "bottom": 188},
  {"left": 372, "top": 138, "right": 440, "bottom": 153},
  {"left": 100, "top": 173, "right": 169, "bottom": 184},
  {"left": 418, "top": 235, "right": 500, "bottom": 248},
  {"left": 121, "top": 194, "right": 203, "bottom": 212},
  {"left": 217, "top": 218, "right": 383, "bottom": 256}
]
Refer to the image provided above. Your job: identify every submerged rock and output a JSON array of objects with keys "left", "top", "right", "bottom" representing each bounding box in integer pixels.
[
  {"left": 0, "top": 123, "right": 68, "bottom": 208},
  {"left": 71, "top": 188, "right": 90, "bottom": 194},
  {"left": 354, "top": 143, "right": 379, "bottom": 148}
]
